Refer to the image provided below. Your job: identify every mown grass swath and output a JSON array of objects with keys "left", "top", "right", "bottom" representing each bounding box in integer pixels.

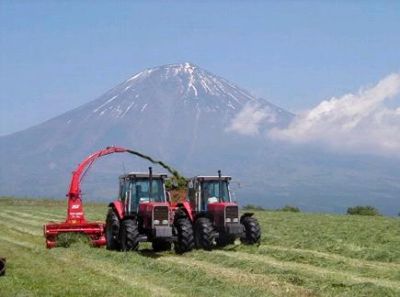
[{"left": 0, "top": 197, "right": 399, "bottom": 297}]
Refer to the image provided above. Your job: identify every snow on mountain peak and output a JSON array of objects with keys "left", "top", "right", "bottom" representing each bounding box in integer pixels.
[{"left": 89, "top": 63, "right": 291, "bottom": 123}]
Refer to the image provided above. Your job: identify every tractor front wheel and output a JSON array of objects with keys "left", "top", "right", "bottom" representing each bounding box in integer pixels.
[
  {"left": 194, "top": 217, "right": 215, "bottom": 251},
  {"left": 105, "top": 208, "right": 121, "bottom": 251},
  {"left": 174, "top": 218, "right": 194, "bottom": 254},
  {"left": 240, "top": 216, "right": 261, "bottom": 245},
  {"left": 120, "top": 219, "right": 139, "bottom": 251}
]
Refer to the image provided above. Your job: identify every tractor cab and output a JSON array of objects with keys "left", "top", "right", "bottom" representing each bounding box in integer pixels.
[
  {"left": 188, "top": 175, "right": 232, "bottom": 212},
  {"left": 119, "top": 172, "right": 168, "bottom": 215},
  {"left": 188, "top": 172, "right": 240, "bottom": 229}
]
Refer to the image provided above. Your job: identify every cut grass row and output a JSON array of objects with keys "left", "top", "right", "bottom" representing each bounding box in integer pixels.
[
  {"left": 0, "top": 227, "right": 274, "bottom": 296},
  {"left": 0, "top": 205, "right": 279, "bottom": 296},
  {"left": 0, "top": 198, "right": 399, "bottom": 296},
  {"left": 256, "top": 211, "right": 400, "bottom": 262}
]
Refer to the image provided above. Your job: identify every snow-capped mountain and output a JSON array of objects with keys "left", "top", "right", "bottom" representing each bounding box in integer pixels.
[
  {"left": 0, "top": 62, "right": 292, "bottom": 198},
  {"left": 63, "top": 62, "right": 291, "bottom": 131},
  {"left": 1, "top": 63, "right": 399, "bottom": 215}
]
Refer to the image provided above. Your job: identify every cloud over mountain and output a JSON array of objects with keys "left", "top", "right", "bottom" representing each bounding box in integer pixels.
[
  {"left": 269, "top": 73, "right": 400, "bottom": 156},
  {"left": 226, "top": 103, "right": 278, "bottom": 136}
]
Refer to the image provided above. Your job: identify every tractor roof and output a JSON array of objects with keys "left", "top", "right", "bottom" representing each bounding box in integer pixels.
[
  {"left": 119, "top": 172, "right": 168, "bottom": 179},
  {"left": 192, "top": 176, "right": 232, "bottom": 181}
]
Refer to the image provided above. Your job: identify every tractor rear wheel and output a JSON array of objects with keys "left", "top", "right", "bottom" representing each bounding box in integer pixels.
[
  {"left": 194, "top": 217, "right": 215, "bottom": 251},
  {"left": 120, "top": 219, "right": 139, "bottom": 251},
  {"left": 240, "top": 216, "right": 261, "bottom": 245},
  {"left": 105, "top": 208, "right": 121, "bottom": 251},
  {"left": 174, "top": 218, "right": 194, "bottom": 254},
  {"left": 152, "top": 239, "right": 172, "bottom": 252}
]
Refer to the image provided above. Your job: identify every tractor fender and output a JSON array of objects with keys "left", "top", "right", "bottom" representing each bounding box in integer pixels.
[
  {"left": 175, "top": 201, "right": 194, "bottom": 223},
  {"left": 240, "top": 212, "right": 254, "bottom": 223},
  {"left": 108, "top": 201, "right": 124, "bottom": 220}
]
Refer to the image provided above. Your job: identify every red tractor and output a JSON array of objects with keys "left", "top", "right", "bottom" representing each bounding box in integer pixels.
[
  {"left": 171, "top": 171, "right": 261, "bottom": 250},
  {"left": 106, "top": 168, "right": 194, "bottom": 253}
]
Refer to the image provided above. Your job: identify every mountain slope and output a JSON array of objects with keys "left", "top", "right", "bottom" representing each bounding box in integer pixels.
[
  {"left": 1, "top": 62, "right": 399, "bottom": 215},
  {"left": 0, "top": 63, "right": 291, "bottom": 197}
]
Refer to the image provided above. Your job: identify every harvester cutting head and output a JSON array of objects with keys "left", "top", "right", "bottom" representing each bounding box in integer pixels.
[
  {"left": 43, "top": 183, "right": 107, "bottom": 248},
  {"left": 43, "top": 200, "right": 106, "bottom": 248}
]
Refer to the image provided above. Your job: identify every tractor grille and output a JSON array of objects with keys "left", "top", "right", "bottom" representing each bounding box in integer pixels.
[
  {"left": 225, "top": 206, "right": 239, "bottom": 220},
  {"left": 153, "top": 206, "right": 169, "bottom": 222}
]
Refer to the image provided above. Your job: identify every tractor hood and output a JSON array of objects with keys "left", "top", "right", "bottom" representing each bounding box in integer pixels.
[
  {"left": 207, "top": 202, "right": 239, "bottom": 226},
  {"left": 139, "top": 202, "right": 170, "bottom": 229}
]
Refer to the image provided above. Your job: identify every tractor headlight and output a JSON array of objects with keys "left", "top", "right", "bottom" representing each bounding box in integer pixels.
[
  {"left": 153, "top": 220, "right": 160, "bottom": 225},
  {"left": 225, "top": 218, "right": 231, "bottom": 223},
  {"left": 161, "top": 219, "right": 168, "bottom": 225},
  {"left": 233, "top": 218, "right": 239, "bottom": 223}
]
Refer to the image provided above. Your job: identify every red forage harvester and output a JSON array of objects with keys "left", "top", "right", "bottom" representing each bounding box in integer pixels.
[{"left": 44, "top": 146, "right": 128, "bottom": 248}]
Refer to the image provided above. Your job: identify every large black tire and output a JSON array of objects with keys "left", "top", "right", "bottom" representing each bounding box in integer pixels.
[
  {"left": 174, "top": 218, "right": 194, "bottom": 254},
  {"left": 119, "top": 219, "right": 139, "bottom": 251},
  {"left": 240, "top": 216, "right": 261, "bottom": 245},
  {"left": 194, "top": 217, "right": 215, "bottom": 251},
  {"left": 105, "top": 208, "right": 121, "bottom": 251},
  {"left": 152, "top": 239, "right": 172, "bottom": 252}
]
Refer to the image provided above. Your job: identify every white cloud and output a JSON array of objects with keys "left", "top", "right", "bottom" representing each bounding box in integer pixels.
[
  {"left": 227, "top": 103, "right": 276, "bottom": 136},
  {"left": 270, "top": 73, "right": 400, "bottom": 156}
]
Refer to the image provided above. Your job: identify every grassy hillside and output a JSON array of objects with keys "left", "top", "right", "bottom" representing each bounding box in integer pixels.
[{"left": 0, "top": 198, "right": 399, "bottom": 297}]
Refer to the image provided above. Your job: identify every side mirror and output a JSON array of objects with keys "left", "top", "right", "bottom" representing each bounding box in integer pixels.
[{"left": 166, "top": 192, "right": 171, "bottom": 202}]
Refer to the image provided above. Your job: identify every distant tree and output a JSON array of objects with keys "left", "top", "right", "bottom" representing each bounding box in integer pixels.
[
  {"left": 242, "top": 204, "right": 265, "bottom": 211},
  {"left": 347, "top": 205, "right": 380, "bottom": 216},
  {"left": 278, "top": 205, "right": 300, "bottom": 213}
]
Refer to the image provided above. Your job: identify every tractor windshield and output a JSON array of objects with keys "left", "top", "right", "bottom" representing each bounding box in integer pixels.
[
  {"left": 202, "top": 180, "right": 231, "bottom": 206},
  {"left": 129, "top": 178, "right": 166, "bottom": 210}
]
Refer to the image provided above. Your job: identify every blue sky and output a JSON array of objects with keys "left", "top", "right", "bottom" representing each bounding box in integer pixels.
[{"left": 1, "top": 1, "right": 399, "bottom": 136}]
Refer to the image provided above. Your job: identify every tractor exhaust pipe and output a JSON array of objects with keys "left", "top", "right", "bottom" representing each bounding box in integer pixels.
[
  {"left": 0, "top": 257, "right": 6, "bottom": 276},
  {"left": 149, "top": 167, "right": 153, "bottom": 201},
  {"left": 218, "top": 170, "right": 222, "bottom": 200}
]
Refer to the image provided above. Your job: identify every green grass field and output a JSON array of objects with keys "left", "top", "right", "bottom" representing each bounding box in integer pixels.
[{"left": 0, "top": 197, "right": 399, "bottom": 297}]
